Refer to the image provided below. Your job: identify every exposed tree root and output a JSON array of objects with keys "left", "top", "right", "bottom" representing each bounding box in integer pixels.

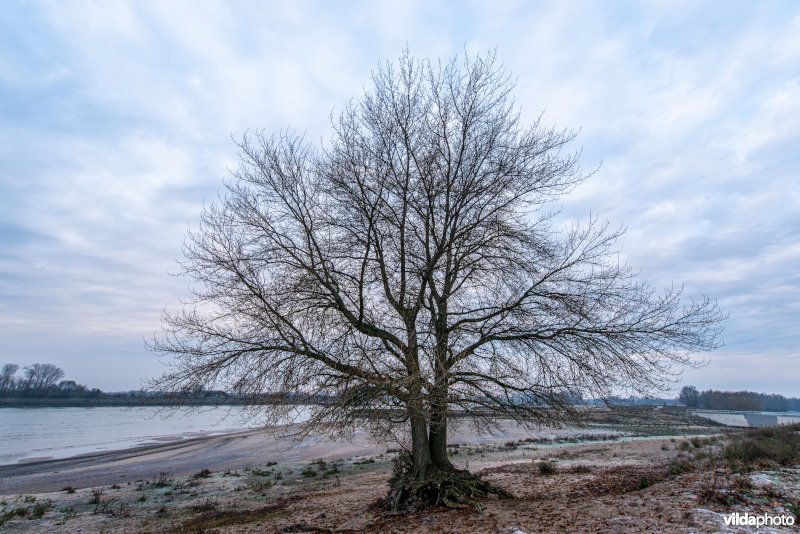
[{"left": 383, "top": 453, "right": 514, "bottom": 512}]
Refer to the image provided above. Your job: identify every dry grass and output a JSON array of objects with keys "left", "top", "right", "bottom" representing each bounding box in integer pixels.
[{"left": 723, "top": 424, "right": 800, "bottom": 468}]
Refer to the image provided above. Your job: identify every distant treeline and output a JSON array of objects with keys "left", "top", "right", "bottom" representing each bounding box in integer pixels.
[
  {"left": 0, "top": 362, "right": 330, "bottom": 407},
  {"left": 0, "top": 363, "right": 84, "bottom": 397},
  {"left": 679, "top": 385, "right": 800, "bottom": 412}
]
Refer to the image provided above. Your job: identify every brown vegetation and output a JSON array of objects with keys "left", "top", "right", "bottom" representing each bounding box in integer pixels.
[{"left": 2, "top": 416, "right": 797, "bottom": 532}]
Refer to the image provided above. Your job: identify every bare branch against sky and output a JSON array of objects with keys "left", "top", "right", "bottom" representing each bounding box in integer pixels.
[{"left": 148, "top": 52, "right": 725, "bottom": 505}]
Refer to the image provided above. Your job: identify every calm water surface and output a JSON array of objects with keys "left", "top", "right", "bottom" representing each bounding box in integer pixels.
[{"left": 0, "top": 406, "right": 301, "bottom": 465}]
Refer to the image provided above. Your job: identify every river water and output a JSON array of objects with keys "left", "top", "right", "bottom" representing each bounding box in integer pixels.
[{"left": 0, "top": 406, "right": 301, "bottom": 465}]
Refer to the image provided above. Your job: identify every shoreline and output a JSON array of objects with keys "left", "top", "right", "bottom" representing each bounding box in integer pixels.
[
  {"left": 0, "top": 433, "right": 701, "bottom": 496},
  {"left": 0, "top": 419, "right": 638, "bottom": 495},
  {"left": 4, "top": 428, "right": 791, "bottom": 533},
  {"left": 0, "top": 406, "right": 728, "bottom": 495},
  {"left": 0, "top": 426, "right": 388, "bottom": 495},
  {"left": 4, "top": 408, "right": 782, "bottom": 533}
]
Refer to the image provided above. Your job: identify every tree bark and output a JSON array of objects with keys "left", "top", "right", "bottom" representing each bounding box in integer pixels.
[
  {"left": 429, "top": 296, "right": 454, "bottom": 472},
  {"left": 410, "top": 410, "right": 433, "bottom": 480},
  {"left": 428, "top": 407, "right": 454, "bottom": 471}
]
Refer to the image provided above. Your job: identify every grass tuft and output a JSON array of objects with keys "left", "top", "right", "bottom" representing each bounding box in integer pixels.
[
  {"left": 537, "top": 461, "right": 557, "bottom": 475},
  {"left": 300, "top": 465, "right": 318, "bottom": 478},
  {"left": 192, "top": 468, "right": 212, "bottom": 479}
]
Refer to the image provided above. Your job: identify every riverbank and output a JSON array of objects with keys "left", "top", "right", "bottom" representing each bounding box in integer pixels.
[
  {"left": 0, "top": 422, "right": 635, "bottom": 495},
  {"left": 1, "top": 424, "right": 797, "bottom": 533},
  {"left": 3, "top": 407, "right": 778, "bottom": 532},
  {"left": 0, "top": 406, "right": 723, "bottom": 494}
]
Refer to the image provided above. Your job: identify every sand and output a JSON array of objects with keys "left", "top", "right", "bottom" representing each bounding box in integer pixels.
[
  {"left": 0, "top": 419, "right": 616, "bottom": 495},
  {"left": 0, "top": 427, "right": 384, "bottom": 495},
  {"left": 3, "top": 408, "right": 796, "bottom": 532}
]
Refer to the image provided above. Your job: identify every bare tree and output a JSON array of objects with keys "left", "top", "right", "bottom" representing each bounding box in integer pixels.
[
  {"left": 679, "top": 385, "right": 701, "bottom": 407},
  {"left": 22, "top": 363, "right": 65, "bottom": 391},
  {"left": 150, "top": 50, "right": 724, "bottom": 508},
  {"left": 0, "top": 363, "right": 19, "bottom": 392},
  {"left": 58, "top": 380, "right": 87, "bottom": 393}
]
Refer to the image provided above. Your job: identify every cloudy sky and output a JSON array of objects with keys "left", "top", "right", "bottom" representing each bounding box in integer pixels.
[{"left": 1, "top": 1, "right": 798, "bottom": 395}]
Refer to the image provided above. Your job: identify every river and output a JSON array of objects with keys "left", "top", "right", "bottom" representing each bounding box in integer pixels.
[{"left": 0, "top": 405, "right": 307, "bottom": 465}]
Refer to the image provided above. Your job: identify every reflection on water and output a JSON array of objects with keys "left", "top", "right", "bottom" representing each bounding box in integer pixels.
[{"left": 0, "top": 405, "right": 309, "bottom": 465}]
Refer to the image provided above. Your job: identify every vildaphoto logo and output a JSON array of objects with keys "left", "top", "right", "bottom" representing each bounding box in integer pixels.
[{"left": 722, "top": 512, "right": 795, "bottom": 528}]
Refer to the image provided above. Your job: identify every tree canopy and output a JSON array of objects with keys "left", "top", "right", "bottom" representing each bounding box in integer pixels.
[{"left": 150, "top": 50, "right": 724, "bottom": 509}]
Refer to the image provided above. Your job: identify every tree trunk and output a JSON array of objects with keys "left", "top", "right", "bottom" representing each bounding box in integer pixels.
[
  {"left": 387, "top": 400, "right": 512, "bottom": 511},
  {"left": 429, "top": 297, "right": 454, "bottom": 471},
  {"left": 428, "top": 404, "right": 454, "bottom": 471},
  {"left": 410, "top": 410, "right": 433, "bottom": 480}
]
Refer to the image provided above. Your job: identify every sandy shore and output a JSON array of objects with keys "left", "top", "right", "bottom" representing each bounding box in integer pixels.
[
  {"left": 7, "top": 407, "right": 786, "bottom": 533},
  {"left": 0, "top": 406, "right": 719, "bottom": 496},
  {"left": 2, "top": 428, "right": 797, "bottom": 533},
  {"left": 0, "top": 419, "right": 579, "bottom": 495},
  {"left": 0, "top": 427, "right": 384, "bottom": 495}
]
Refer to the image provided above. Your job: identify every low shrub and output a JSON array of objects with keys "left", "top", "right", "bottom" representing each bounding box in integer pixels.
[
  {"left": 311, "top": 459, "right": 328, "bottom": 470},
  {"left": 89, "top": 489, "right": 104, "bottom": 505},
  {"left": 300, "top": 465, "right": 318, "bottom": 478},
  {"left": 667, "top": 459, "right": 694, "bottom": 476},
  {"left": 723, "top": 425, "right": 800, "bottom": 468},
  {"left": 193, "top": 468, "right": 212, "bottom": 479},
  {"left": 30, "top": 501, "right": 50, "bottom": 519},
  {"left": 152, "top": 472, "right": 174, "bottom": 487},
  {"left": 732, "top": 474, "right": 753, "bottom": 492},
  {"left": 247, "top": 480, "right": 273, "bottom": 492},
  {"left": 248, "top": 467, "right": 271, "bottom": 477},
  {"left": 190, "top": 498, "right": 218, "bottom": 512},
  {"left": 537, "top": 461, "right": 557, "bottom": 475},
  {"left": 0, "top": 507, "right": 28, "bottom": 527},
  {"left": 322, "top": 464, "right": 340, "bottom": 478}
]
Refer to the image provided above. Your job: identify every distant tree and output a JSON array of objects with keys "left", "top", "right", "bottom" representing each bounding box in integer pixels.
[
  {"left": 22, "top": 363, "right": 65, "bottom": 391},
  {"left": 679, "top": 385, "right": 701, "bottom": 407},
  {"left": 150, "top": 50, "right": 725, "bottom": 509},
  {"left": 58, "top": 380, "right": 79, "bottom": 391},
  {"left": 763, "top": 394, "right": 788, "bottom": 412},
  {"left": 57, "top": 380, "right": 87, "bottom": 394},
  {"left": 0, "top": 363, "right": 19, "bottom": 392}
]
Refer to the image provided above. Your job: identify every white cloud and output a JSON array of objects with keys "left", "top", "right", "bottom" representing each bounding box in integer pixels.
[{"left": 0, "top": 0, "right": 798, "bottom": 391}]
